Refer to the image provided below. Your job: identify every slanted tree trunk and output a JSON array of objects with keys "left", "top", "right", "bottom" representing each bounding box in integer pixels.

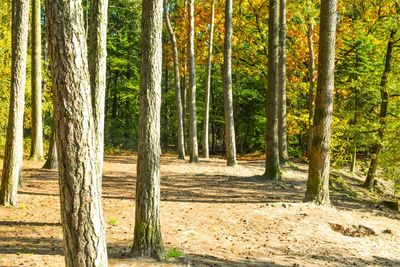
[
  {"left": 132, "top": 0, "right": 165, "bottom": 260},
  {"left": 88, "top": 0, "right": 108, "bottom": 174},
  {"left": 202, "top": 0, "right": 215, "bottom": 159},
  {"left": 45, "top": 1, "right": 108, "bottom": 265},
  {"left": 29, "top": 0, "right": 44, "bottom": 160},
  {"left": 306, "top": 23, "right": 316, "bottom": 159},
  {"left": 278, "top": 0, "right": 288, "bottom": 164},
  {"left": 0, "top": 0, "right": 29, "bottom": 206},
  {"left": 164, "top": 0, "right": 185, "bottom": 160},
  {"left": 223, "top": 0, "right": 237, "bottom": 166},
  {"left": 264, "top": 0, "right": 281, "bottom": 180},
  {"left": 42, "top": 125, "right": 58, "bottom": 170},
  {"left": 304, "top": 0, "right": 337, "bottom": 206},
  {"left": 364, "top": 30, "right": 395, "bottom": 190},
  {"left": 187, "top": 0, "right": 199, "bottom": 163}
]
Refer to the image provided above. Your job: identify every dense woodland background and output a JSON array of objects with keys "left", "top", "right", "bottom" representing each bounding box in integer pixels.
[
  {"left": 0, "top": 1, "right": 398, "bottom": 186},
  {"left": 0, "top": 0, "right": 400, "bottom": 265}
]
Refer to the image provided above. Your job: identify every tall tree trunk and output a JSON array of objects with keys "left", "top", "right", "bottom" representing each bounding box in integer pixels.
[
  {"left": 132, "top": 0, "right": 165, "bottom": 260},
  {"left": 161, "top": 57, "right": 169, "bottom": 150},
  {"left": 350, "top": 49, "right": 360, "bottom": 174},
  {"left": 264, "top": 0, "right": 281, "bottom": 180},
  {"left": 304, "top": 0, "right": 337, "bottom": 206},
  {"left": 306, "top": 23, "right": 316, "bottom": 159},
  {"left": 0, "top": 0, "right": 29, "bottom": 206},
  {"left": 42, "top": 124, "right": 58, "bottom": 170},
  {"left": 164, "top": 0, "right": 185, "bottom": 159},
  {"left": 278, "top": 0, "right": 288, "bottom": 164},
  {"left": 350, "top": 87, "right": 358, "bottom": 174},
  {"left": 46, "top": 1, "right": 108, "bottom": 265},
  {"left": 29, "top": 0, "right": 44, "bottom": 160},
  {"left": 364, "top": 30, "right": 395, "bottom": 190},
  {"left": 187, "top": 0, "right": 199, "bottom": 163},
  {"left": 202, "top": 0, "right": 215, "bottom": 159},
  {"left": 223, "top": 0, "right": 237, "bottom": 166},
  {"left": 88, "top": 0, "right": 108, "bottom": 175}
]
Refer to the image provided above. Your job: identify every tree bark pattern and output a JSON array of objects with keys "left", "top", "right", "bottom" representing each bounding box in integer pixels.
[
  {"left": 265, "top": 0, "right": 281, "bottom": 180},
  {"left": 202, "top": 0, "right": 215, "bottom": 159},
  {"left": 89, "top": 0, "right": 108, "bottom": 175},
  {"left": 0, "top": 0, "right": 29, "bottom": 206},
  {"left": 46, "top": 1, "right": 108, "bottom": 265},
  {"left": 304, "top": 0, "right": 337, "bottom": 206},
  {"left": 42, "top": 124, "right": 58, "bottom": 170},
  {"left": 364, "top": 30, "right": 395, "bottom": 189},
  {"left": 187, "top": 0, "right": 199, "bottom": 163},
  {"left": 164, "top": 0, "right": 185, "bottom": 160},
  {"left": 223, "top": 0, "right": 237, "bottom": 166},
  {"left": 278, "top": 0, "right": 288, "bottom": 164},
  {"left": 306, "top": 23, "right": 315, "bottom": 159},
  {"left": 132, "top": 0, "right": 165, "bottom": 260},
  {"left": 30, "top": 0, "right": 44, "bottom": 160}
]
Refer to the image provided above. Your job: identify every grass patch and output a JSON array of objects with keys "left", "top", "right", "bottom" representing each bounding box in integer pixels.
[
  {"left": 167, "top": 248, "right": 183, "bottom": 259},
  {"left": 108, "top": 218, "right": 118, "bottom": 226},
  {"left": 330, "top": 175, "right": 359, "bottom": 198},
  {"left": 16, "top": 247, "right": 32, "bottom": 255}
]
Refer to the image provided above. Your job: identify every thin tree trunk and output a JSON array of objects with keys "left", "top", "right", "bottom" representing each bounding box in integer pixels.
[
  {"left": 161, "top": 57, "right": 169, "bottom": 150},
  {"left": 304, "top": 0, "right": 337, "bottom": 206},
  {"left": 187, "top": 0, "right": 199, "bottom": 163},
  {"left": 0, "top": 0, "right": 29, "bottom": 206},
  {"left": 88, "top": 0, "right": 108, "bottom": 175},
  {"left": 278, "top": 0, "right": 288, "bottom": 164},
  {"left": 45, "top": 1, "right": 108, "bottom": 265},
  {"left": 132, "top": 0, "right": 165, "bottom": 260},
  {"left": 265, "top": 0, "right": 281, "bottom": 180},
  {"left": 30, "top": 0, "right": 44, "bottom": 160},
  {"left": 350, "top": 52, "right": 360, "bottom": 174},
  {"left": 306, "top": 23, "right": 315, "bottom": 159},
  {"left": 364, "top": 30, "right": 395, "bottom": 189},
  {"left": 164, "top": 1, "right": 185, "bottom": 159},
  {"left": 223, "top": 0, "right": 237, "bottom": 166},
  {"left": 202, "top": 0, "right": 215, "bottom": 159},
  {"left": 42, "top": 125, "right": 58, "bottom": 170}
]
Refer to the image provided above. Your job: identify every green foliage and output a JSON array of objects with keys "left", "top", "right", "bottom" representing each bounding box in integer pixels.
[
  {"left": 330, "top": 175, "right": 359, "bottom": 198},
  {"left": 0, "top": 1, "right": 11, "bottom": 151},
  {"left": 108, "top": 218, "right": 118, "bottom": 226},
  {"left": 166, "top": 248, "right": 183, "bottom": 259}
]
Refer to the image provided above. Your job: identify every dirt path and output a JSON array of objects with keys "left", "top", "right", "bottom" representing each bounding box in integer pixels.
[{"left": 1, "top": 155, "right": 400, "bottom": 266}]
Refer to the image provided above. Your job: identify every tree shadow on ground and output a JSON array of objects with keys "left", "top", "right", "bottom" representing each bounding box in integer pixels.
[
  {"left": 0, "top": 236, "right": 64, "bottom": 256},
  {"left": 16, "top": 156, "right": 399, "bottom": 217}
]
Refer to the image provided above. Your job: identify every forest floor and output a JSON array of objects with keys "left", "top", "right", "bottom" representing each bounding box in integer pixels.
[{"left": 1, "top": 154, "right": 400, "bottom": 267}]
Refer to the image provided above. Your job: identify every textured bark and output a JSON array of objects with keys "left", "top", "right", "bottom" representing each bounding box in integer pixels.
[
  {"left": 0, "top": 0, "right": 29, "bottom": 207},
  {"left": 132, "top": 0, "right": 165, "bottom": 260},
  {"left": 264, "top": 0, "right": 281, "bottom": 180},
  {"left": 306, "top": 23, "right": 315, "bottom": 159},
  {"left": 42, "top": 124, "right": 58, "bottom": 170},
  {"left": 88, "top": 0, "right": 108, "bottom": 175},
  {"left": 304, "top": 0, "right": 337, "bottom": 206},
  {"left": 364, "top": 30, "right": 395, "bottom": 190},
  {"left": 164, "top": 0, "right": 185, "bottom": 160},
  {"left": 223, "top": 0, "right": 237, "bottom": 166},
  {"left": 277, "top": 0, "right": 288, "bottom": 164},
  {"left": 45, "top": 1, "right": 108, "bottom": 266},
  {"left": 202, "top": 0, "right": 215, "bottom": 159},
  {"left": 29, "top": 0, "right": 44, "bottom": 160},
  {"left": 187, "top": 0, "right": 199, "bottom": 163}
]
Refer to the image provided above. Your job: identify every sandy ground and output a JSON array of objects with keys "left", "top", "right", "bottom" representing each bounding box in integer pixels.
[{"left": 1, "top": 155, "right": 400, "bottom": 267}]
